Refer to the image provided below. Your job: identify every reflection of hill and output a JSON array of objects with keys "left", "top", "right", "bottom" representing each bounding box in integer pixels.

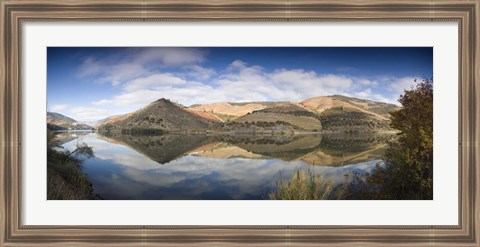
[
  {"left": 237, "top": 134, "right": 393, "bottom": 166},
  {"left": 196, "top": 134, "right": 395, "bottom": 166},
  {"left": 226, "top": 135, "right": 322, "bottom": 161},
  {"left": 98, "top": 133, "right": 395, "bottom": 167},
  {"left": 318, "top": 134, "right": 393, "bottom": 156},
  {"left": 189, "top": 142, "right": 265, "bottom": 159},
  {"left": 53, "top": 131, "right": 92, "bottom": 145},
  {"left": 297, "top": 142, "right": 388, "bottom": 166},
  {"left": 99, "top": 133, "right": 210, "bottom": 164}
]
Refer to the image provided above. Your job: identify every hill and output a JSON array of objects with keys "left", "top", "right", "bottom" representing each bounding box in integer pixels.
[
  {"left": 95, "top": 95, "right": 399, "bottom": 133},
  {"left": 254, "top": 102, "right": 311, "bottom": 115},
  {"left": 317, "top": 106, "right": 391, "bottom": 131},
  {"left": 225, "top": 102, "right": 321, "bottom": 132},
  {"left": 47, "top": 112, "right": 92, "bottom": 131},
  {"left": 220, "top": 97, "right": 398, "bottom": 132},
  {"left": 298, "top": 96, "right": 399, "bottom": 131},
  {"left": 189, "top": 102, "right": 267, "bottom": 121},
  {"left": 300, "top": 95, "right": 398, "bottom": 121},
  {"left": 190, "top": 95, "right": 399, "bottom": 123},
  {"left": 97, "top": 98, "right": 221, "bottom": 133}
]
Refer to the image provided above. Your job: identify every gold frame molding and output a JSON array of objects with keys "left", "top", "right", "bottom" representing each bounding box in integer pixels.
[{"left": 1, "top": 0, "right": 479, "bottom": 246}]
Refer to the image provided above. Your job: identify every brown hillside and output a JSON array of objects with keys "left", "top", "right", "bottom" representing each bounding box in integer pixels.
[
  {"left": 186, "top": 108, "right": 224, "bottom": 122},
  {"left": 96, "top": 95, "right": 398, "bottom": 133},
  {"left": 300, "top": 96, "right": 396, "bottom": 121},
  {"left": 255, "top": 102, "right": 312, "bottom": 114},
  {"left": 190, "top": 102, "right": 266, "bottom": 119},
  {"left": 233, "top": 112, "right": 322, "bottom": 131},
  {"left": 97, "top": 98, "right": 220, "bottom": 132}
]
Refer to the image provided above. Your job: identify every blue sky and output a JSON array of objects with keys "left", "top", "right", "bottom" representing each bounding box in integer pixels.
[{"left": 47, "top": 47, "right": 432, "bottom": 122}]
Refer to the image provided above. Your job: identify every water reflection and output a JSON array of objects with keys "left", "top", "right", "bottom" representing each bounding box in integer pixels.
[{"left": 56, "top": 132, "right": 394, "bottom": 200}]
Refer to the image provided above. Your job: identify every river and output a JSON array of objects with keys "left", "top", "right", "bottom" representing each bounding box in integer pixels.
[{"left": 56, "top": 131, "right": 395, "bottom": 200}]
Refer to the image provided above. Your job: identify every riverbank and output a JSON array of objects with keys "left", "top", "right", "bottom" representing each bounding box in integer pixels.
[
  {"left": 97, "top": 128, "right": 398, "bottom": 136},
  {"left": 47, "top": 130, "right": 100, "bottom": 200}
]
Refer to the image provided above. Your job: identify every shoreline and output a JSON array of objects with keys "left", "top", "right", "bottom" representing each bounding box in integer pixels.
[{"left": 96, "top": 128, "right": 399, "bottom": 136}]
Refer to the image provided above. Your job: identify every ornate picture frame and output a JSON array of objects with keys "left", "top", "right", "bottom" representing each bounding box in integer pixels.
[{"left": 1, "top": 0, "right": 479, "bottom": 245}]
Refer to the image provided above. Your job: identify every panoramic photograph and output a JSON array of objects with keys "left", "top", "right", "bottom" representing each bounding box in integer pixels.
[{"left": 46, "top": 47, "right": 433, "bottom": 200}]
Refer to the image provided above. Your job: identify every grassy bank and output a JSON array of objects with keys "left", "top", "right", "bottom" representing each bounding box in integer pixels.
[
  {"left": 269, "top": 168, "right": 336, "bottom": 200},
  {"left": 47, "top": 130, "right": 100, "bottom": 200}
]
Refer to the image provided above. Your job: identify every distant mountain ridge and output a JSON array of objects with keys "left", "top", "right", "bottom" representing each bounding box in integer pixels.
[
  {"left": 190, "top": 95, "right": 398, "bottom": 121},
  {"left": 47, "top": 112, "right": 92, "bottom": 131},
  {"left": 86, "top": 114, "right": 129, "bottom": 128},
  {"left": 190, "top": 102, "right": 268, "bottom": 121},
  {"left": 96, "top": 95, "right": 399, "bottom": 133}
]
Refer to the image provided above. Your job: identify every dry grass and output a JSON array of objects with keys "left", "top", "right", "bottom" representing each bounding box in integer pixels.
[
  {"left": 47, "top": 154, "right": 97, "bottom": 200},
  {"left": 47, "top": 135, "right": 99, "bottom": 200},
  {"left": 269, "top": 168, "right": 334, "bottom": 200}
]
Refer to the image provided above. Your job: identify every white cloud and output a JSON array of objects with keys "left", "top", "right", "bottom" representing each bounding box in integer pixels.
[
  {"left": 388, "top": 76, "right": 418, "bottom": 95},
  {"left": 76, "top": 48, "right": 206, "bottom": 86},
  {"left": 70, "top": 107, "right": 111, "bottom": 121},
  {"left": 97, "top": 63, "right": 149, "bottom": 86},
  {"left": 269, "top": 70, "right": 353, "bottom": 99},
  {"left": 93, "top": 90, "right": 165, "bottom": 107},
  {"left": 228, "top": 60, "right": 248, "bottom": 70},
  {"left": 124, "top": 73, "right": 186, "bottom": 91},
  {"left": 351, "top": 89, "right": 394, "bottom": 104},
  {"left": 356, "top": 78, "right": 378, "bottom": 86},
  {"left": 75, "top": 48, "right": 421, "bottom": 117},
  {"left": 76, "top": 57, "right": 103, "bottom": 78},
  {"left": 90, "top": 59, "right": 418, "bottom": 108},
  {"left": 133, "top": 47, "right": 205, "bottom": 66},
  {"left": 352, "top": 88, "right": 373, "bottom": 99},
  {"left": 50, "top": 104, "right": 68, "bottom": 112},
  {"left": 186, "top": 65, "right": 216, "bottom": 81},
  {"left": 77, "top": 59, "right": 148, "bottom": 86},
  {"left": 92, "top": 99, "right": 113, "bottom": 106}
]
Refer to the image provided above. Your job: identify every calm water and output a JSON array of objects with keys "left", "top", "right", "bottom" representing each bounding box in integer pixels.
[{"left": 57, "top": 132, "right": 394, "bottom": 200}]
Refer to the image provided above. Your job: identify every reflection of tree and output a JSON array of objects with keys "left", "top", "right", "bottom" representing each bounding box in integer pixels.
[{"left": 345, "top": 79, "right": 433, "bottom": 200}]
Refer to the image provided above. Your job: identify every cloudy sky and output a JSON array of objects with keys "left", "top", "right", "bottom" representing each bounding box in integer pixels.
[{"left": 47, "top": 47, "right": 432, "bottom": 122}]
